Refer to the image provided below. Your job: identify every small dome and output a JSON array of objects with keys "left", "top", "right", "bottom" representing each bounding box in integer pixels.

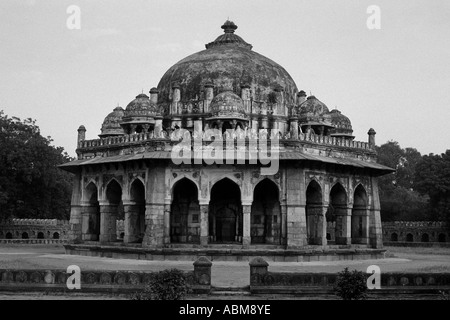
[
  {"left": 209, "top": 91, "right": 246, "bottom": 119},
  {"left": 123, "top": 93, "right": 160, "bottom": 120},
  {"left": 298, "top": 96, "right": 330, "bottom": 116},
  {"left": 99, "top": 106, "right": 125, "bottom": 137},
  {"left": 328, "top": 109, "right": 354, "bottom": 138}
]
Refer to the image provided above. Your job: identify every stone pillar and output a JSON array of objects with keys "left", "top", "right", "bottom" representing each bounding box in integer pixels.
[
  {"left": 194, "top": 119, "right": 203, "bottom": 134},
  {"left": 68, "top": 172, "right": 83, "bottom": 242},
  {"left": 99, "top": 204, "right": 118, "bottom": 243},
  {"left": 280, "top": 202, "right": 287, "bottom": 245},
  {"left": 289, "top": 118, "right": 298, "bottom": 139},
  {"left": 154, "top": 117, "right": 163, "bottom": 137},
  {"left": 81, "top": 205, "right": 100, "bottom": 241},
  {"left": 242, "top": 203, "right": 251, "bottom": 247},
  {"left": 204, "top": 82, "right": 214, "bottom": 113},
  {"left": 142, "top": 203, "right": 165, "bottom": 247},
  {"left": 77, "top": 125, "right": 86, "bottom": 146},
  {"left": 171, "top": 83, "right": 181, "bottom": 115},
  {"left": 164, "top": 204, "right": 171, "bottom": 245},
  {"left": 286, "top": 167, "right": 307, "bottom": 248},
  {"left": 199, "top": 204, "right": 209, "bottom": 246},
  {"left": 335, "top": 207, "right": 351, "bottom": 245},
  {"left": 123, "top": 202, "right": 139, "bottom": 244},
  {"left": 193, "top": 256, "right": 212, "bottom": 293},
  {"left": 249, "top": 257, "right": 268, "bottom": 287},
  {"left": 149, "top": 87, "right": 159, "bottom": 104},
  {"left": 369, "top": 177, "right": 383, "bottom": 248},
  {"left": 351, "top": 208, "right": 369, "bottom": 245},
  {"left": 368, "top": 128, "right": 376, "bottom": 147},
  {"left": 306, "top": 205, "right": 326, "bottom": 245},
  {"left": 321, "top": 205, "right": 328, "bottom": 246}
]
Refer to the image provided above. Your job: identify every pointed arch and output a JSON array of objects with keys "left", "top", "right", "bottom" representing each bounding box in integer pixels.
[
  {"left": 251, "top": 179, "right": 281, "bottom": 244},
  {"left": 106, "top": 179, "right": 122, "bottom": 205},
  {"left": 125, "top": 179, "right": 146, "bottom": 243},
  {"left": 209, "top": 178, "right": 242, "bottom": 243},
  {"left": 306, "top": 180, "right": 324, "bottom": 245},
  {"left": 82, "top": 181, "right": 100, "bottom": 241},
  {"left": 84, "top": 181, "right": 98, "bottom": 204},
  {"left": 351, "top": 184, "right": 369, "bottom": 244},
  {"left": 327, "top": 182, "right": 348, "bottom": 244},
  {"left": 171, "top": 178, "right": 200, "bottom": 244}
]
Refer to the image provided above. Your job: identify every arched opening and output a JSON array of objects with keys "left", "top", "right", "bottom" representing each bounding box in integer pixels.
[
  {"left": 6, "top": 232, "right": 12, "bottom": 239},
  {"left": 125, "top": 179, "right": 146, "bottom": 243},
  {"left": 102, "top": 179, "right": 123, "bottom": 242},
  {"left": 37, "top": 232, "right": 44, "bottom": 239},
  {"left": 53, "top": 232, "right": 60, "bottom": 239},
  {"left": 170, "top": 178, "right": 200, "bottom": 244},
  {"left": 390, "top": 233, "right": 398, "bottom": 242},
  {"left": 421, "top": 233, "right": 429, "bottom": 243},
  {"left": 82, "top": 182, "right": 101, "bottom": 241},
  {"left": 406, "top": 233, "right": 414, "bottom": 242},
  {"left": 306, "top": 180, "right": 324, "bottom": 245},
  {"left": 352, "top": 185, "right": 369, "bottom": 244},
  {"left": 21, "top": 232, "right": 29, "bottom": 239},
  {"left": 328, "top": 183, "right": 348, "bottom": 245},
  {"left": 222, "top": 121, "right": 233, "bottom": 134},
  {"left": 209, "top": 178, "right": 242, "bottom": 243},
  {"left": 251, "top": 179, "right": 281, "bottom": 244},
  {"left": 438, "top": 233, "right": 446, "bottom": 242}
]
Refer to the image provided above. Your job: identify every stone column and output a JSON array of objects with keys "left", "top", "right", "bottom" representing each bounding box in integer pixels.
[
  {"left": 369, "top": 177, "right": 383, "bottom": 248},
  {"left": 163, "top": 204, "right": 171, "bottom": 245},
  {"left": 335, "top": 207, "right": 351, "bottom": 245},
  {"left": 199, "top": 204, "right": 209, "bottom": 246},
  {"left": 123, "top": 202, "right": 139, "bottom": 244},
  {"left": 320, "top": 205, "right": 328, "bottom": 246},
  {"left": 81, "top": 205, "right": 100, "bottom": 241},
  {"left": 351, "top": 208, "right": 369, "bottom": 245},
  {"left": 280, "top": 202, "right": 287, "bottom": 245},
  {"left": 99, "top": 203, "right": 118, "bottom": 243},
  {"left": 242, "top": 203, "right": 251, "bottom": 247},
  {"left": 142, "top": 203, "right": 165, "bottom": 247},
  {"left": 286, "top": 167, "right": 307, "bottom": 248},
  {"left": 68, "top": 172, "right": 83, "bottom": 242}
]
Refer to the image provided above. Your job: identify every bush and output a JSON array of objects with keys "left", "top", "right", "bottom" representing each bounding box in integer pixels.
[
  {"left": 333, "top": 267, "right": 367, "bottom": 300},
  {"left": 130, "top": 269, "right": 191, "bottom": 300}
]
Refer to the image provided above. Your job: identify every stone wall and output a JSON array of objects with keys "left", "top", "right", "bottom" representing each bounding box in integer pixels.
[
  {"left": 0, "top": 219, "right": 69, "bottom": 240},
  {"left": 0, "top": 257, "right": 212, "bottom": 294},
  {"left": 382, "top": 221, "right": 449, "bottom": 244},
  {"left": 249, "top": 257, "right": 450, "bottom": 295}
]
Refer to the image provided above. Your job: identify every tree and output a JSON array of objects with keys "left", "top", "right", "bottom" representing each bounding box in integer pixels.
[
  {"left": 376, "top": 141, "right": 429, "bottom": 221},
  {"left": 0, "top": 110, "right": 73, "bottom": 221},
  {"left": 414, "top": 150, "right": 450, "bottom": 224},
  {"left": 333, "top": 267, "right": 367, "bottom": 300}
]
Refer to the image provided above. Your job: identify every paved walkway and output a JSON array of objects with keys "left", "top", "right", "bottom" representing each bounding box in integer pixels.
[{"left": 1, "top": 245, "right": 450, "bottom": 288}]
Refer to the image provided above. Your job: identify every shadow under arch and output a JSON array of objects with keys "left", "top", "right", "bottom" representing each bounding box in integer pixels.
[
  {"left": 251, "top": 178, "right": 281, "bottom": 244},
  {"left": 306, "top": 180, "right": 324, "bottom": 245},
  {"left": 351, "top": 184, "right": 369, "bottom": 244},
  {"left": 327, "top": 183, "right": 348, "bottom": 245},
  {"left": 82, "top": 182, "right": 101, "bottom": 241},
  {"left": 170, "top": 178, "right": 200, "bottom": 244},
  {"left": 209, "top": 178, "right": 242, "bottom": 243}
]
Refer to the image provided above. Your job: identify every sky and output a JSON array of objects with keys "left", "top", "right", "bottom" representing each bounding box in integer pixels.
[{"left": 1, "top": 0, "right": 449, "bottom": 157}]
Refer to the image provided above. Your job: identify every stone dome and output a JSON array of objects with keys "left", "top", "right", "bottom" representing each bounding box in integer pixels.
[
  {"left": 122, "top": 93, "right": 160, "bottom": 123},
  {"left": 157, "top": 21, "right": 298, "bottom": 106},
  {"left": 298, "top": 96, "right": 330, "bottom": 116},
  {"left": 99, "top": 106, "right": 125, "bottom": 137},
  {"left": 328, "top": 109, "right": 354, "bottom": 138},
  {"left": 209, "top": 91, "right": 246, "bottom": 120}
]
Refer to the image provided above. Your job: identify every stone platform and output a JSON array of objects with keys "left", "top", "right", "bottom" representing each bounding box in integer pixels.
[{"left": 64, "top": 243, "right": 386, "bottom": 262}]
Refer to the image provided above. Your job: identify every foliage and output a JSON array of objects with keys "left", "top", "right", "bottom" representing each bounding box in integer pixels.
[
  {"left": 130, "top": 269, "right": 191, "bottom": 300},
  {"left": 333, "top": 267, "right": 367, "bottom": 300},
  {"left": 376, "top": 141, "right": 429, "bottom": 221},
  {"left": 414, "top": 150, "right": 450, "bottom": 225},
  {"left": 0, "top": 110, "right": 73, "bottom": 221}
]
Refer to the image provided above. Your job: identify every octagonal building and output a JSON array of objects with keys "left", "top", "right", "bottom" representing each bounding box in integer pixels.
[{"left": 60, "top": 21, "right": 393, "bottom": 261}]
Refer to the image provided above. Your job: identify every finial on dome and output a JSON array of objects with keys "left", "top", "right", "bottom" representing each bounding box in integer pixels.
[{"left": 221, "top": 20, "right": 238, "bottom": 33}]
